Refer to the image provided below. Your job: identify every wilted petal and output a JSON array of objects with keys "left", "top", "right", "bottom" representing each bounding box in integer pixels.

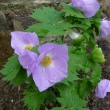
[
  {"left": 100, "top": 20, "right": 110, "bottom": 38},
  {"left": 11, "top": 31, "right": 39, "bottom": 55},
  {"left": 95, "top": 79, "right": 110, "bottom": 98},
  {"left": 18, "top": 50, "right": 38, "bottom": 76}
]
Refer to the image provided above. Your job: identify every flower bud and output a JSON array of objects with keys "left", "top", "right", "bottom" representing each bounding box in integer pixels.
[
  {"left": 91, "top": 45, "right": 106, "bottom": 63},
  {"left": 95, "top": 79, "right": 110, "bottom": 98},
  {"left": 69, "top": 31, "right": 85, "bottom": 46},
  {"left": 100, "top": 19, "right": 110, "bottom": 38},
  {"left": 71, "top": 0, "right": 100, "bottom": 18}
]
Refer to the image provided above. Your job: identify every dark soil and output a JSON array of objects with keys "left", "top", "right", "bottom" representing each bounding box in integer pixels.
[{"left": 0, "top": 4, "right": 110, "bottom": 110}]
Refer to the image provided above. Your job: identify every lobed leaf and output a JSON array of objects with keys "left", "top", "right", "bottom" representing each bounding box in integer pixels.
[
  {"left": 28, "top": 6, "right": 73, "bottom": 36},
  {"left": 61, "top": 2, "right": 85, "bottom": 18},
  {"left": 0, "top": 54, "right": 21, "bottom": 82},
  {"left": 23, "top": 87, "right": 46, "bottom": 110},
  {"left": 10, "top": 67, "right": 27, "bottom": 86},
  {"left": 90, "top": 64, "right": 102, "bottom": 86},
  {"left": 57, "top": 83, "right": 88, "bottom": 110}
]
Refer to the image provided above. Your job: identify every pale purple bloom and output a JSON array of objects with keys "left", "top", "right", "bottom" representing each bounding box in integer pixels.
[
  {"left": 95, "top": 79, "right": 110, "bottom": 98},
  {"left": 19, "top": 50, "right": 38, "bottom": 76},
  {"left": 19, "top": 43, "right": 68, "bottom": 92},
  {"left": 100, "top": 20, "right": 110, "bottom": 38},
  {"left": 11, "top": 31, "right": 39, "bottom": 55},
  {"left": 72, "top": 0, "right": 84, "bottom": 8},
  {"left": 72, "top": 0, "right": 100, "bottom": 18}
]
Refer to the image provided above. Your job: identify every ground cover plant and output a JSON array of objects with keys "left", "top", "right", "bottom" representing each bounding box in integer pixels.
[{"left": 1, "top": 0, "right": 110, "bottom": 110}]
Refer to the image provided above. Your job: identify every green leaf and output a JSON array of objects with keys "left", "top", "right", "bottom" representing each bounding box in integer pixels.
[
  {"left": 68, "top": 50, "right": 87, "bottom": 73},
  {"left": 90, "top": 64, "right": 101, "bottom": 86},
  {"left": 29, "top": 6, "right": 73, "bottom": 36},
  {"left": 51, "top": 107, "right": 64, "bottom": 110},
  {"left": 61, "top": 2, "right": 85, "bottom": 18},
  {"left": 45, "top": 21, "right": 73, "bottom": 36},
  {"left": 81, "top": 18, "right": 91, "bottom": 27},
  {"left": 45, "top": 91, "right": 57, "bottom": 106},
  {"left": 57, "top": 83, "right": 88, "bottom": 110},
  {"left": 23, "top": 87, "right": 46, "bottom": 110},
  {"left": 83, "top": 31, "right": 92, "bottom": 41},
  {"left": 0, "top": 54, "right": 21, "bottom": 81},
  {"left": 25, "top": 23, "right": 48, "bottom": 38},
  {"left": 31, "top": 6, "right": 63, "bottom": 23},
  {"left": 93, "top": 7, "right": 103, "bottom": 18},
  {"left": 10, "top": 67, "right": 27, "bottom": 86},
  {"left": 73, "top": 23, "right": 90, "bottom": 31},
  {"left": 79, "top": 78, "right": 94, "bottom": 98}
]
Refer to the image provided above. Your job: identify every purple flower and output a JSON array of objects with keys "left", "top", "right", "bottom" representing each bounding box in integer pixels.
[
  {"left": 18, "top": 50, "right": 38, "bottom": 76},
  {"left": 72, "top": 0, "right": 84, "bottom": 8},
  {"left": 72, "top": 0, "right": 100, "bottom": 18},
  {"left": 95, "top": 79, "right": 110, "bottom": 98},
  {"left": 100, "top": 20, "right": 110, "bottom": 38},
  {"left": 11, "top": 31, "right": 39, "bottom": 55},
  {"left": 19, "top": 43, "right": 68, "bottom": 92}
]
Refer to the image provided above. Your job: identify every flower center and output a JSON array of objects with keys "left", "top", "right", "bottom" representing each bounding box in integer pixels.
[
  {"left": 25, "top": 45, "right": 32, "bottom": 50},
  {"left": 41, "top": 56, "right": 52, "bottom": 67}
]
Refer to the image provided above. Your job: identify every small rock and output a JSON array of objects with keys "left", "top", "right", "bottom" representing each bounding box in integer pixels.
[
  {"left": 11, "top": 100, "right": 13, "bottom": 103},
  {"left": 4, "top": 10, "right": 16, "bottom": 19},
  {"left": 0, "top": 11, "right": 6, "bottom": 25},
  {"left": 13, "top": 20, "right": 24, "bottom": 31}
]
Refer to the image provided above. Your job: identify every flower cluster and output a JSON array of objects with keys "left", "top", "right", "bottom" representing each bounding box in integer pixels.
[
  {"left": 72, "top": 0, "right": 110, "bottom": 38},
  {"left": 11, "top": 31, "right": 68, "bottom": 92},
  {"left": 1, "top": 0, "right": 110, "bottom": 109},
  {"left": 71, "top": 0, "right": 110, "bottom": 99}
]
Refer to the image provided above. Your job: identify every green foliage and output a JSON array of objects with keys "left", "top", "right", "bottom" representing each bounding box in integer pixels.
[
  {"left": 61, "top": 3, "right": 85, "bottom": 18},
  {"left": 57, "top": 83, "right": 88, "bottom": 110},
  {"left": 68, "top": 49, "right": 89, "bottom": 76},
  {"left": 73, "top": 23, "right": 90, "bottom": 31},
  {"left": 61, "top": 46, "right": 102, "bottom": 100},
  {"left": 0, "top": 54, "right": 21, "bottom": 81},
  {"left": 51, "top": 107, "right": 64, "bottom": 110},
  {"left": 30, "top": 6, "right": 63, "bottom": 23},
  {"left": 90, "top": 64, "right": 102, "bottom": 86},
  {"left": 0, "top": 54, "right": 28, "bottom": 86},
  {"left": 91, "top": 45, "right": 106, "bottom": 63},
  {"left": 25, "top": 23, "right": 48, "bottom": 38},
  {"left": 89, "top": 8, "right": 102, "bottom": 36},
  {"left": 45, "top": 91, "right": 57, "bottom": 106},
  {"left": 93, "top": 7, "right": 103, "bottom": 18},
  {"left": 23, "top": 87, "right": 46, "bottom": 110},
  {"left": 10, "top": 67, "right": 27, "bottom": 86},
  {"left": 26, "top": 6, "right": 73, "bottom": 36},
  {"left": 0, "top": 2, "right": 104, "bottom": 110},
  {"left": 79, "top": 78, "right": 93, "bottom": 98}
]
